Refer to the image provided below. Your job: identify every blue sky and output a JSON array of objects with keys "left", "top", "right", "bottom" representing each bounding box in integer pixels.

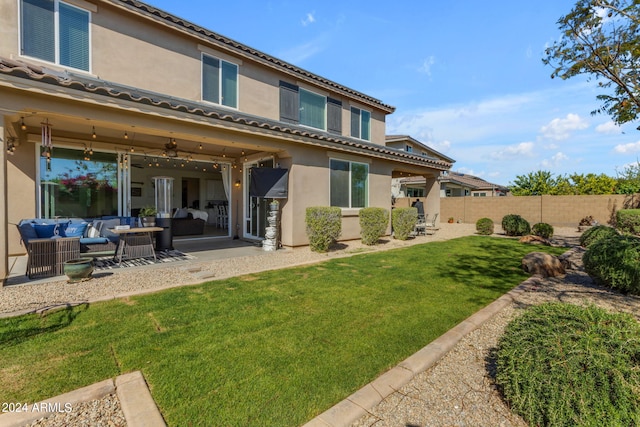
[{"left": 144, "top": 0, "right": 640, "bottom": 186}]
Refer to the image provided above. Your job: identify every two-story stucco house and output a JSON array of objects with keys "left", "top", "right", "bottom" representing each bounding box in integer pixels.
[{"left": 0, "top": 0, "right": 452, "bottom": 282}]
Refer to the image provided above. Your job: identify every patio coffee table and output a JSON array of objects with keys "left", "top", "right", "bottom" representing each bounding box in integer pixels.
[{"left": 109, "top": 227, "right": 163, "bottom": 266}]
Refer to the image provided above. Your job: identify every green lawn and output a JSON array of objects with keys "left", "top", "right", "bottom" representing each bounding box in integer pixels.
[{"left": 0, "top": 236, "right": 566, "bottom": 425}]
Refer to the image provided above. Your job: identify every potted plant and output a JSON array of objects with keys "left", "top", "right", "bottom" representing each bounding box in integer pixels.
[
  {"left": 448, "top": 217, "right": 455, "bottom": 223},
  {"left": 139, "top": 206, "right": 158, "bottom": 227},
  {"left": 64, "top": 258, "right": 94, "bottom": 283}
]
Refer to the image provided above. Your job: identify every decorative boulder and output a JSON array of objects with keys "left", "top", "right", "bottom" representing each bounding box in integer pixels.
[
  {"left": 521, "top": 252, "right": 566, "bottom": 278},
  {"left": 519, "top": 235, "right": 551, "bottom": 246}
]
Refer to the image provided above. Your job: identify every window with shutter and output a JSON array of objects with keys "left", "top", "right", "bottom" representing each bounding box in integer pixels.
[
  {"left": 20, "top": 0, "right": 90, "bottom": 72},
  {"left": 299, "top": 88, "right": 325, "bottom": 130},
  {"left": 279, "top": 81, "right": 299, "bottom": 124},
  {"left": 327, "top": 98, "right": 342, "bottom": 134}
]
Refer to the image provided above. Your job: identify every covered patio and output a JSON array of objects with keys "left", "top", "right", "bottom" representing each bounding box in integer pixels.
[{"left": 5, "top": 237, "right": 265, "bottom": 287}]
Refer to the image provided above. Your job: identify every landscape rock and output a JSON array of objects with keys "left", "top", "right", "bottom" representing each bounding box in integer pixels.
[
  {"left": 519, "top": 235, "right": 551, "bottom": 246},
  {"left": 521, "top": 252, "right": 566, "bottom": 278}
]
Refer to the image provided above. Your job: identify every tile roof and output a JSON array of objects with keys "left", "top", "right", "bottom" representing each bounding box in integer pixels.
[
  {"left": 439, "top": 172, "right": 508, "bottom": 190},
  {"left": 385, "top": 135, "right": 455, "bottom": 163},
  {"left": 399, "top": 172, "right": 508, "bottom": 191},
  {"left": 0, "top": 57, "right": 452, "bottom": 171},
  {"left": 108, "top": 0, "right": 395, "bottom": 113}
]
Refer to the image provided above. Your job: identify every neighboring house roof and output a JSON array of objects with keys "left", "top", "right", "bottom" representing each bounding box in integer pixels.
[
  {"left": 0, "top": 57, "right": 452, "bottom": 171},
  {"left": 439, "top": 172, "right": 508, "bottom": 191},
  {"left": 385, "top": 135, "right": 455, "bottom": 164},
  {"left": 107, "top": 0, "right": 395, "bottom": 114}
]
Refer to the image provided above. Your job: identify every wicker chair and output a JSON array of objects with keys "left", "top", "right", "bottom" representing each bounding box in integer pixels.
[{"left": 17, "top": 231, "right": 81, "bottom": 279}]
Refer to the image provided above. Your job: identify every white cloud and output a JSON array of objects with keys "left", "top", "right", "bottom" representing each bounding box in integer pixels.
[
  {"left": 278, "top": 32, "right": 330, "bottom": 64},
  {"left": 541, "top": 152, "right": 569, "bottom": 168},
  {"left": 418, "top": 56, "right": 436, "bottom": 77},
  {"left": 490, "top": 142, "right": 534, "bottom": 160},
  {"left": 301, "top": 12, "right": 315, "bottom": 26},
  {"left": 595, "top": 121, "right": 621, "bottom": 134},
  {"left": 614, "top": 140, "right": 640, "bottom": 154},
  {"left": 539, "top": 113, "right": 589, "bottom": 140}
]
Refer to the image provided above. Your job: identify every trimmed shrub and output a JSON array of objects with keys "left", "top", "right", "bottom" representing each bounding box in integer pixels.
[
  {"left": 583, "top": 234, "right": 640, "bottom": 294},
  {"left": 496, "top": 303, "right": 640, "bottom": 427},
  {"left": 579, "top": 224, "right": 619, "bottom": 247},
  {"left": 531, "top": 222, "right": 554, "bottom": 239},
  {"left": 359, "top": 207, "right": 389, "bottom": 246},
  {"left": 305, "top": 207, "right": 342, "bottom": 252},
  {"left": 616, "top": 209, "right": 640, "bottom": 235},
  {"left": 475, "top": 217, "right": 494, "bottom": 235},
  {"left": 501, "top": 214, "right": 531, "bottom": 236},
  {"left": 391, "top": 207, "right": 417, "bottom": 241}
]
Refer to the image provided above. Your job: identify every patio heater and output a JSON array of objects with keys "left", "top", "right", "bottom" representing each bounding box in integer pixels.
[{"left": 153, "top": 176, "right": 174, "bottom": 251}]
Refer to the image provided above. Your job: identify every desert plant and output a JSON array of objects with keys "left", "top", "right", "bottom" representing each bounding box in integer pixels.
[
  {"left": 579, "top": 224, "right": 619, "bottom": 247},
  {"left": 475, "top": 217, "right": 494, "bottom": 235},
  {"left": 496, "top": 303, "right": 640, "bottom": 427},
  {"left": 501, "top": 214, "right": 531, "bottom": 236},
  {"left": 616, "top": 209, "right": 640, "bottom": 235},
  {"left": 391, "top": 207, "right": 417, "bottom": 240},
  {"left": 359, "top": 207, "right": 389, "bottom": 245},
  {"left": 305, "top": 207, "right": 342, "bottom": 252},
  {"left": 583, "top": 234, "right": 640, "bottom": 294},
  {"left": 532, "top": 222, "right": 554, "bottom": 239},
  {"left": 579, "top": 215, "right": 596, "bottom": 226}
]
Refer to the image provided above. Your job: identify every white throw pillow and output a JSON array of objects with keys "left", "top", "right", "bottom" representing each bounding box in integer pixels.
[{"left": 86, "top": 224, "right": 101, "bottom": 238}]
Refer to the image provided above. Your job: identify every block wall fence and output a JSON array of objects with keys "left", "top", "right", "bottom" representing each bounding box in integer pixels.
[{"left": 395, "top": 194, "right": 640, "bottom": 227}]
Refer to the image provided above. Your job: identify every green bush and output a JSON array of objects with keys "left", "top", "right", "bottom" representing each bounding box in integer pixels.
[
  {"left": 391, "top": 207, "right": 417, "bottom": 241},
  {"left": 616, "top": 209, "right": 640, "bottom": 235},
  {"left": 531, "top": 222, "right": 554, "bottom": 239},
  {"left": 579, "top": 224, "right": 619, "bottom": 247},
  {"left": 475, "top": 217, "right": 494, "bottom": 235},
  {"left": 501, "top": 214, "right": 531, "bottom": 236},
  {"left": 496, "top": 303, "right": 640, "bottom": 427},
  {"left": 305, "top": 207, "right": 342, "bottom": 252},
  {"left": 359, "top": 207, "right": 389, "bottom": 245},
  {"left": 583, "top": 234, "right": 640, "bottom": 294}
]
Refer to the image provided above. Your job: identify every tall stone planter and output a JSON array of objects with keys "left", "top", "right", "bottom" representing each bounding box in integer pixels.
[{"left": 264, "top": 201, "right": 279, "bottom": 251}]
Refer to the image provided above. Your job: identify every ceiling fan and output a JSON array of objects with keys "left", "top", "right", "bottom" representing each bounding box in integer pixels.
[{"left": 164, "top": 139, "right": 178, "bottom": 157}]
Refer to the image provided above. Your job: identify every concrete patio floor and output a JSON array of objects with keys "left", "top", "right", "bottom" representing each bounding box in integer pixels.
[{"left": 6, "top": 236, "right": 266, "bottom": 286}]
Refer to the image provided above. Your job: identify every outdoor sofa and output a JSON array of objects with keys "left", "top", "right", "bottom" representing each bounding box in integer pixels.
[{"left": 17, "top": 216, "right": 137, "bottom": 279}]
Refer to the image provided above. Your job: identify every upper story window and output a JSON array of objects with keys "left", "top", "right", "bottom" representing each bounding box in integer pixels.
[
  {"left": 405, "top": 145, "right": 413, "bottom": 153},
  {"left": 350, "top": 107, "right": 371, "bottom": 141},
  {"left": 330, "top": 159, "right": 369, "bottom": 208},
  {"left": 202, "top": 54, "right": 238, "bottom": 108},
  {"left": 279, "top": 81, "right": 342, "bottom": 134},
  {"left": 20, "top": 0, "right": 90, "bottom": 72},
  {"left": 300, "top": 88, "right": 325, "bottom": 129}
]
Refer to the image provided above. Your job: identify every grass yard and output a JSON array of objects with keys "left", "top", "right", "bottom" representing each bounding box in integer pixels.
[{"left": 0, "top": 236, "right": 566, "bottom": 425}]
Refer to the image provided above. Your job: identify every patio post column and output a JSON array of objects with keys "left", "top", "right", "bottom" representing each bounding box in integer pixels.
[
  {"left": 0, "top": 120, "right": 8, "bottom": 286},
  {"left": 423, "top": 174, "right": 440, "bottom": 225}
]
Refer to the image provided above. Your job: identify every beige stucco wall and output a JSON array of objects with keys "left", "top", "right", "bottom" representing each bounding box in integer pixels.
[
  {"left": 279, "top": 145, "right": 395, "bottom": 247},
  {"left": 1, "top": 0, "right": 389, "bottom": 142},
  {"left": 0, "top": 1, "right": 18, "bottom": 56}
]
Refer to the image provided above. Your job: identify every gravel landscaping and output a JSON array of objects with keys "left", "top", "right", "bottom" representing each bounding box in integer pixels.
[{"left": 4, "top": 224, "right": 639, "bottom": 426}]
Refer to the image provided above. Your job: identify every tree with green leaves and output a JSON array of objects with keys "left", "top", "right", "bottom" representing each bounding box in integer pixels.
[
  {"left": 510, "top": 171, "right": 557, "bottom": 195},
  {"left": 615, "top": 160, "right": 640, "bottom": 193},
  {"left": 543, "top": 0, "right": 640, "bottom": 126},
  {"left": 510, "top": 170, "right": 619, "bottom": 195}
]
